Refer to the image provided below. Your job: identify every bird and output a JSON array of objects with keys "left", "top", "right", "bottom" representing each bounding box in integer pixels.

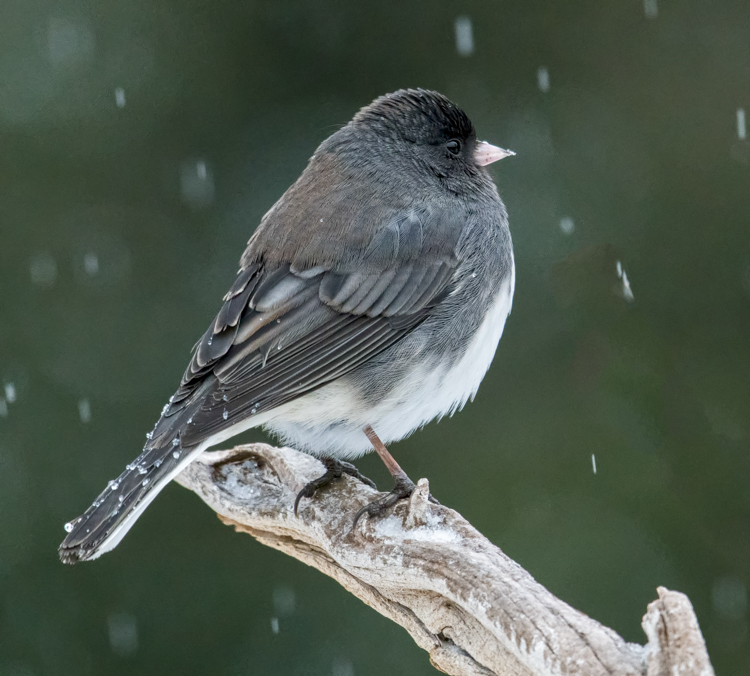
[{"left": 59, "top": 88, "right": 515, "bottom": 564}]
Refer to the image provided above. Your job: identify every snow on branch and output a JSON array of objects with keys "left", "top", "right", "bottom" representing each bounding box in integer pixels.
[{"left": 176, "top": 444, "right": 714, "bottom": 676}]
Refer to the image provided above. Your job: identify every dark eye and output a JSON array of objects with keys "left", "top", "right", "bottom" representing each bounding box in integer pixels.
[{"left": 446, "top": 139, "right": 462, "bottom": 155}]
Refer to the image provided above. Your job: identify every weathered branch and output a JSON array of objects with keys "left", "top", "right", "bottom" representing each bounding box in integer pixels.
[{"left": 175, "top": 444, "right": 714, "bottom": 676}]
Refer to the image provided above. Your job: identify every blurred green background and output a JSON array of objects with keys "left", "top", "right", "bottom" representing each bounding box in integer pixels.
[{"left": 1, "top": 0, "right": 748, "bottom": 674}]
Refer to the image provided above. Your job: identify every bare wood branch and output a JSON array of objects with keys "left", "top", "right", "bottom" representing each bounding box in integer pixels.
[{"left": 175, "top": 444, "right": 715, "bottom": 676}]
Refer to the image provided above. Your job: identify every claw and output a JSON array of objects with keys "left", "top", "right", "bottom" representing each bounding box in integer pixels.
[
  {"left": 352, "top": 476, "right": 420, "bottom": 528},
  {"left": 294, "top": 484, "right": 316, "bottom": 517},
  {"left": 338, "top": 460, "right": 377, "bottom": 489},
  {"left": 354, "top": 425, "right": 439, "bottom": 527},
  {"left": 294, "top": 457, "right": 377, "bottom": 516},
  {"left": 293, "top": 492, "right": 304, "bottom": 516},
  {"left": 352, "top": 503, "right": 369, "bottom": 528}
]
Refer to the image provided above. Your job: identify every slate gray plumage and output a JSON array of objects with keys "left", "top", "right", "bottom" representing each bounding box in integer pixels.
[{"left": 59, "top": 89, "right": 515, "bottom": 564}]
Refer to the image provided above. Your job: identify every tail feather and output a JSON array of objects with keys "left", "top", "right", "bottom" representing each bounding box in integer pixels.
[{"left": 59, "top": 441, "right": 204, "bottom": 564}]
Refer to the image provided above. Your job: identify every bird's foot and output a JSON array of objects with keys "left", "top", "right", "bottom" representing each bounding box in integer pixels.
[
  {"left": 294, "top": 458, "right": 376, "bottom": 516},
  {"left": 353, "top": 475, "right": 439, "bottom": 528},
  {"left": 337, "top": 460, "right": 377, "bottom": 490}
]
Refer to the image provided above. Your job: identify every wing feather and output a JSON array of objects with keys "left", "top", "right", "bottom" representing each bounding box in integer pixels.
[{"left": 153, "top": 201, "right": 465, "bottom": 448}]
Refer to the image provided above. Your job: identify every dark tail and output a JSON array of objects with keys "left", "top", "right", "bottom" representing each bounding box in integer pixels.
[{"left": 59, "top": 440, "right": 204, "bottom": 564}]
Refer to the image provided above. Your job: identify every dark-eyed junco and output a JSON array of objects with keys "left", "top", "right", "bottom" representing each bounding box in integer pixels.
[{"left": 59, "top": 89, "right": 515, "bottom": 564}]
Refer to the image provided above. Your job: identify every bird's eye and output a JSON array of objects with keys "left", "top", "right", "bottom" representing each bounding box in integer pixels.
[{"left": 446, "top": 139, "right": 462, "bottom": 155}]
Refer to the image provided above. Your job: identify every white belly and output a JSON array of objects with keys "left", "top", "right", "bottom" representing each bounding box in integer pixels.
[{"left": 264, "top": 269, "right": 515, "bottom": 459}]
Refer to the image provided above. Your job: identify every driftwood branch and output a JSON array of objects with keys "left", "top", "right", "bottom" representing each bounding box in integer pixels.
[{"left": 175, "top": 444, "right": 715, "bottom": 676}]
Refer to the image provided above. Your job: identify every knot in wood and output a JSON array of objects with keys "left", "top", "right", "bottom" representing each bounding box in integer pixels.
[{"left": 405, "top": 478, "right": 431, "bottom": 529}]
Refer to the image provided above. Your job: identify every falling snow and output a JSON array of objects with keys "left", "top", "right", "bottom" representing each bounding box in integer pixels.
[
  {"left": 107, "top": 612, "right": 138, "bottom": 657},
  {"left": 454, "top": 16, "right": 474, "bottom": 57},
  {"left": 537, "top": 67, "right": 550, "bottom": 93},
  {"left": 559, "top": 217, "right": 575, "bottom": 235},
  {"left": 78, "top": 398, "right": 91, "bottom": 423},
  {"left": 332, "top": 656, "right": 355, "bottom": 676},
  {"left": 616, "top": 260, "right": 635, "bottom": 302},
  {"left": 180, "top": 159, "right": 215, "bottom": 209},
  {"left": 711, "top": 576, "right": 747, "bottom": 620},
  {"left": 4, "top": 382, "right": 16, "bottom": 403},
  {"left": 737, "top": 108, "right": 746, "bottom": 140},
  {"left": 114, "top": 87, "right": 126, "bottom": 108}
]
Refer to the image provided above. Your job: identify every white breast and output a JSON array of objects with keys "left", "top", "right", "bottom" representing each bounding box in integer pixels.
[
  {"left": 375, "top": 268, "right": 516, "bottom": 440},
  {"left": 429, "top": 268, "right": 515, "bottom": 417}
]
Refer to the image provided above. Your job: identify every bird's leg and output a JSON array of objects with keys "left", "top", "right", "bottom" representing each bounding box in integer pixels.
[
  {"left": 294, "top": 457, "right": 376, "bottom": 516},
  {"left": 353, "top": 425, "right": 439, "bottom": 527}
]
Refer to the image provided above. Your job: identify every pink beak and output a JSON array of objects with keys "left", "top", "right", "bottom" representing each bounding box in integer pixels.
[{"left": 474, "top": 141, "right": 515, "bottom": 167}]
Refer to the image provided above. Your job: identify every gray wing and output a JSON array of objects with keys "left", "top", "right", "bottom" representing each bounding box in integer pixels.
[
  {"left": 150, "top": 204, "right": 464, "bottom": 448},
  {"left": 58, "top": 203, "right": 464, "bottom": 564},
  {"left": 153, "top": 265, "right": 454, "bottom": 447}
]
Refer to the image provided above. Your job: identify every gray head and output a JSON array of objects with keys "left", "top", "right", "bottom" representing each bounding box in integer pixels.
[
  {"left": 244, "top": 89, "right": 513, "bottom": 270},
  {"left": 324, "top": 88, "right": 514, "bottom": 195}
]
